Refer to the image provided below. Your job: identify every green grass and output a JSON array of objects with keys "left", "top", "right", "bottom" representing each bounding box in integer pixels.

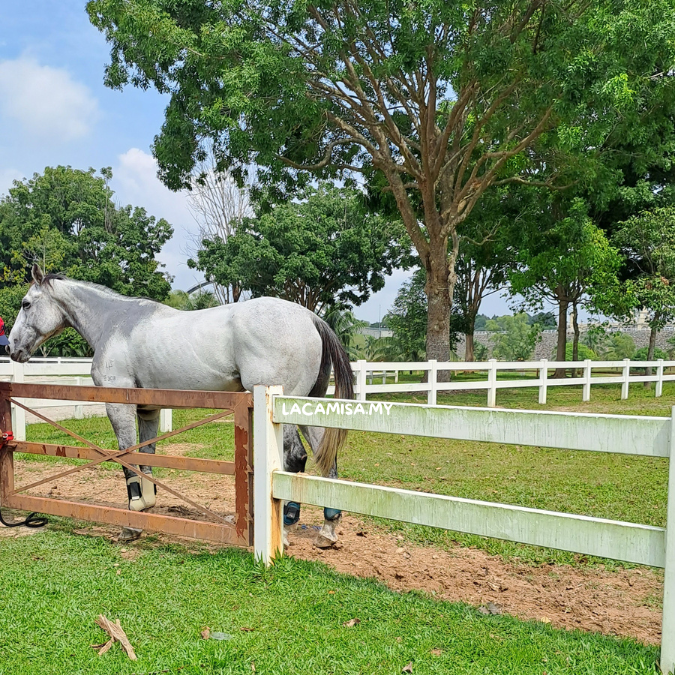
[
  {"left": 0, "top": 530, "right": 661, "bottom": 675},
  {"left": 17, "top": 381, "right": 675, "bottom": 566}
]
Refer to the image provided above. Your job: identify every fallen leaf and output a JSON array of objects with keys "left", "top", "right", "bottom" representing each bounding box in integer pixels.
[
  {"left": 541, "top": 617, "right": 551, "bottom": 624},
  {"left": 328, "top": 591, "right": 336, "bottom": 595},
  {"left": 343, "top": 618, "right": 361, "bottom": 627},
  {"left": 251, "top": 664, "right": 256, "bottom": 672},
  {"left": 396, "top": 637, "right": 402, "bottom": 643},
  {"left": 402, "top": 662, "right": 413, "bottom": 673},
  {"left": 240, "top": 627, "right": 255, "bottom": 632},
  {"left": 201, "top": 627, "right": 210, "bottom": 640},
  {"left": 430, "top": 648, "right": 443, "bottom": 656}
]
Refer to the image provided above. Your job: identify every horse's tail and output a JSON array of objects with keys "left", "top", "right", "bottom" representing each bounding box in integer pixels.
[{"left": 311, "top": 316, "right": 354, "bottom": 476}]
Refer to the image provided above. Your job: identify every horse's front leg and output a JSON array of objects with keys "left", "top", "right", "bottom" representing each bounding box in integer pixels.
[
  {"left": 299, "top": 425, "right": 342, "bottom": 548},
  {"left": 131, "top": 407, "right": 159, "bottom": 510},
  {"left": 105, "top": 402, "right": 155, "bottom": 542}
]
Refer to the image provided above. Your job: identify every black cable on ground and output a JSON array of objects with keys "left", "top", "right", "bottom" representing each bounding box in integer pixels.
[{"left": 0, "top": 508, "right": 47, "bottom": 528}]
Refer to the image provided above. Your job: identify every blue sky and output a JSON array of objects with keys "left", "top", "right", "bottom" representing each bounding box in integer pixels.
[{"left": 0, "top": 2, "right": 519, "bottom": 322}]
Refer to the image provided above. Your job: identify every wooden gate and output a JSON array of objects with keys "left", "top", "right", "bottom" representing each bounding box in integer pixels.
[{"left": 0, "top": 382, "right": 253, "bottom": 546}]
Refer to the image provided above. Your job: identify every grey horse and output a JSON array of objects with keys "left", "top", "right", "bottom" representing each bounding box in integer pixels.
[{"left": 8, "top": 265, "right": 353, "bottom": 546}]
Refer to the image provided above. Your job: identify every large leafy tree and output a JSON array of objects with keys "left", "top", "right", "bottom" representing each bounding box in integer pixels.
[
  {"left": 189, "top": 184, "right": 409, "bottom": 312},
  {"left": 0, "top": 166, "right": 173, "bottom": 347},
  {"left": 509, "top": 198, "right": 621, "bottom": 376},
  {"left": 87, "top": 0, "right": 675, "bottom": 362},
  {"left": 612, "top": 207, "right": 675, "bottom": 372}
]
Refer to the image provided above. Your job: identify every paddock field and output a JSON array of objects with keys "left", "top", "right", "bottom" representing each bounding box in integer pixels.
[{"left": 0, "top": 379, "right": 671, "bottom": 673}]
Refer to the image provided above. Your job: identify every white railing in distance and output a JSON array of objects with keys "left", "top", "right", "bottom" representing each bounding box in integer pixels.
[
  {"left": 331, "top": 358, "right": 675, "bottom": 408},
  {"left": 0, "top": 357, "right": 173, "bottom": 439}
]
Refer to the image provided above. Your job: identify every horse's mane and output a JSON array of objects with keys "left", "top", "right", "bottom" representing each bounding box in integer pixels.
[{"left": 40, "top": 273, "right": 160, "bottom": 304}]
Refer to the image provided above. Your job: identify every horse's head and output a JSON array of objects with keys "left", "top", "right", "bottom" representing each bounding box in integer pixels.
[{"left": 8, "top": 265, "right": 68, "bottom": 362}]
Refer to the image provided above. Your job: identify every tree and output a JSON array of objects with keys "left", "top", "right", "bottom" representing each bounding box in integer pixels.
[
  {"left": 164, "top": 289, "right": 220, "bottom": 310},
  {"left": 510, "top": 199, "right": 621, "bottom": 376},
  {"left": 530, "top": 312, "right": 556, "bottom": 330},
  {"left": 487, "top": 314, "right": 542, "bottom": 362},
  {"left": 189, "top": 184, "right": 409, "bottom": 312},
  {"left": 0, "top": 166, "right": 173, "bottom": 348},
  {"left": 452, "top": 193, "right": 512, "bottom": 361},
  {"left": 88, "top": 0, "right": 675, "bottom": 362},
  {"left": 612, "top": 207, "right": 675, "bottom": 377},
  {"left": 187, "top": 152, "right": 254, "bottom": 303},
  {"left": 384, "top": 270, "right": 427, "bottom": 363},
  {"left": 321, "top": 307, "right": 368, "bottom": 359}
]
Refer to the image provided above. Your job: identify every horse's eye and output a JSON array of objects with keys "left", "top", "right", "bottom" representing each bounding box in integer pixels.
[{"left": 21, "top": 301, "right": 30, "bottom": 310}]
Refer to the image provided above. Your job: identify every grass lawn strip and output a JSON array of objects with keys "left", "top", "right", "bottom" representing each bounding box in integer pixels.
[{"left": 0, "top": 531, "right": 661, "bottom": 675}]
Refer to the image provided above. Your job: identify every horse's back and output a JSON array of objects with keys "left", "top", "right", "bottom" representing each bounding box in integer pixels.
[{"left": 121, "top": 297, "right": 323, "bottom": 395}]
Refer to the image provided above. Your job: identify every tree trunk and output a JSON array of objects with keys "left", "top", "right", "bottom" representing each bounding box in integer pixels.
[
  {"left": 424, "top": 250, "right": 452, "bottom": 381},
  {"left": 465, "top": 332, "right": 475, "bottom": 362},
  {"left": 646, "top": 321, "right": 658, "bottom": 389},
  {"left": 554, "top": 296, "right": 569, "bottom": 379},
  {"left": 572, "top": 303, "right": 580, "bottom": 378}
]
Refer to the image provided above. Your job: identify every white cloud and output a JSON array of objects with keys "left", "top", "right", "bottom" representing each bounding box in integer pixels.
[
  {"left": 112, "top": 148, "right": 203, "bottom": 290},
  {"left": 0, "top": 57, "right": 99, "bottom": 142}
]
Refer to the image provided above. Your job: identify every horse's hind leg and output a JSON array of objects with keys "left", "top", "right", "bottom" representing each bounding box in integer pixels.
[
  {"left": 282, "top": 425, "right": 307, "bottom": 546},
  {"left": 299, "top": 425, "right": 341, "bottom": 548}
]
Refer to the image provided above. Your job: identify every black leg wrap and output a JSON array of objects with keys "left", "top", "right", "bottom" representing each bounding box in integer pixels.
[
  {"left": 324, "top": 508, "right": 342, "bottom": 521},
  {"left": 284, "top": 501, "right": 301, "bottom": 526}
]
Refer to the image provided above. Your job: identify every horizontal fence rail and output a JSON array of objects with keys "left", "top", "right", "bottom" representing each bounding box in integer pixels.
[
  {"left": 252, "top": 386, "right": 675, "bottom": 673},
  {"left": 273, "top": 473, "right": 666, "bottom": 568},
  {"left": 274, "top": 396, "right": 672, "bottom": 457}
]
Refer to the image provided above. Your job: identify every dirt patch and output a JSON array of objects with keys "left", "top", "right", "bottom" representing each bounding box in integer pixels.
[
  {"left": 11, "top": 458, "right": 664, "bottom": 645},
  {"left": 286, "top": 509, "right": 663, "bottom": 645}
]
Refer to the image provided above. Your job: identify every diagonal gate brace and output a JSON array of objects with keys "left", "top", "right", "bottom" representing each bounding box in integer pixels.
[{"left": 7, "top": 397, "right": 234, "bottom": 526}]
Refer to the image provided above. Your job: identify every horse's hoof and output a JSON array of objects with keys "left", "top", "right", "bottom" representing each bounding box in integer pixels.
[
  {"left": 118, "top": 527, "right": 142, "bottom": 542},
  {"left": 314, "top": 521, "right": 339, "bottom": 548}
]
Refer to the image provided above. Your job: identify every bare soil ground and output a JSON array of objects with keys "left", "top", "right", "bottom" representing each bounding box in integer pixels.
[{"left": 2, "top": 454, "right": 664, "bottom": 646}]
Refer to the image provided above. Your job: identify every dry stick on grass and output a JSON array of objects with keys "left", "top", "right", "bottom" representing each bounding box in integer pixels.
[{"left": 92, "top": 614, "right": 137, "bottom": 660}]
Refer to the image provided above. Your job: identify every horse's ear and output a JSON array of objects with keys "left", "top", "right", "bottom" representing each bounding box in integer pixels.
[{"left": 31, "top": 264, "right": 45, "bottom": 285}]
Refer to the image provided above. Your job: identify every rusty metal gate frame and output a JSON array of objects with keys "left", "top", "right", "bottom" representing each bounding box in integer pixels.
[{"left": 0, "top": 382, "right": 253, "bottom": 546}]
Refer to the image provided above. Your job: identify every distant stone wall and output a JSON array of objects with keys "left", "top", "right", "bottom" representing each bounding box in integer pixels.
[{"left": 455, "top": 327, "right": 675, "bottom": 361}]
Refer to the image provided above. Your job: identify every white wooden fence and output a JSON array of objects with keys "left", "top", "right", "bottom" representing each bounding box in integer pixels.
[
  {"left": 333, "top": 358, "right": 675, "bottom": 407},
  {"left": 253, "top": 385, "right": 675, "bottom": 673},
  {"left": 0, "top": 358, "right": 172, "bottom": 440}
]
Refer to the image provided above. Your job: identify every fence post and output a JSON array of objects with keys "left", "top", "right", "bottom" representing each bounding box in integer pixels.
[
  {"left": 159, "top": 409, "right": 173, "bottom": 432},
  {"left": 582, "top": 359, "right": 592, "bottom": 402},
  {"left": 622, "top": 359, "right": 631, "bottom": 400},
  {"left": 427, "top": 360, "right": 438, "bottom": 406},
  {"left": 487, "top": 359, "right": 497, "bottom": 408},
  {"left": 253, "top": 385, "right": 284, "bottom": 566},
  {"left": 0, "top": 385, "right": 14, "bottom": 512},
  {"left": 74, "top": 377, "right": 84, "bottom": 419},
  {"left": 657, "top": 359, "right": 665, "bottom": 398},
  {"left": 10, "top": 360, "right": 25, "bottom": 442},
  {"left": 382, "top": 370, "right": 387, "bottom": 384},
  {"left": 660, "top": 406, "right": 675, "bottom": 674},
  {"left": 356, "top": 360, "right": 367, "bottom": 402},
  {"left": 538, "top": 359, "right": 548, "bottom": 405},
  {"left": 394, "top": 369, "right": 399, "bottom": 383}
]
